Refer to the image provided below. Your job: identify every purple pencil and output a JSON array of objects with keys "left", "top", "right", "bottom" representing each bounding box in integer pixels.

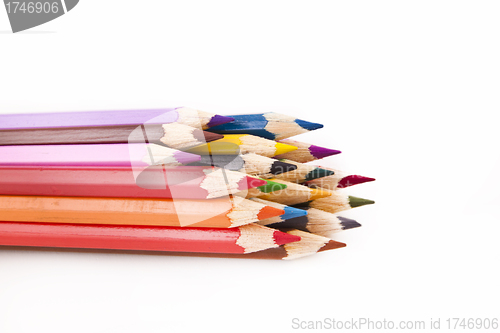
[
  {"left": 0, "top": 107, "right": 234, "bottom": 131},
  {"left": 0, "top": 143, "right": 201, "bottom": 167},
  {"left": 274, "top": 139, "right": 341, "bottom": 163}
]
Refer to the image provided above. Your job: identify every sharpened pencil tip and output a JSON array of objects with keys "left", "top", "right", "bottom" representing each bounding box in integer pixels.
[
  {"left": 337, "top": 216, "right": 362, "bottom": 230},
  {"left": 304, "top": 167, "right": 336, "bottom": 181},
  {"left": 257, "top": 180, "right": 288, "bottom": 193},
  {"left": 309, "top": 145, "right": 342, "bottom": 160},
  {"left": 206, "top": 115, "right": 235, "bottom": 128},
  {"left": 318, "top": 240, "right": 347, "bottom": 252},
  {"left": 337, "top": 175, "right": 376, "bottom": 188},
  {"left": 269, "top": 160, "right": 298, "bottom": 175},
  {"left": 257, "top": 206, "right": 286, "bottom": 220},
  {"left": 273, "top": 230, "right": 301, "bottom": 246},
  {"left": 198, "top": 130, "right": 224, "bottom": 143},
  {"left": 294, "top": 119, "right": 324, "bottom": 131},
  {"left": 348, "top": 196, "right": 375, "bottom": 208},
  {"left": 241, "top": 176, "right": 268, "bottom": 190},
  {"left": 281, "top": 206, "right": 308, "bottom": 220},
  {"left": 274, "top": 142, "right": 298, "bottom": 156},
  {"left": 309, "top": 188, "right": 333, "bottom": 201}
]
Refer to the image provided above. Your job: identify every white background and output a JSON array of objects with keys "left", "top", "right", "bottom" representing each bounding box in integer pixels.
[{"left": 1, "top": 1, "right": 499, "bottom": 332}]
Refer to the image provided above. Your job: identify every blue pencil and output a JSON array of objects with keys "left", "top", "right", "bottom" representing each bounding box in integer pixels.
[{"left": 209, "top": 113, "right": 324, "bottom": 140}]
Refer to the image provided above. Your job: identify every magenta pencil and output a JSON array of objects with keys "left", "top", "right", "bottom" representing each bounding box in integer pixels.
[
  {"left": 0, "top": 143, "right": 200, "bottom": 167},
  {"left": 0, "top": 107, "right": 234, "bottom": 130}
]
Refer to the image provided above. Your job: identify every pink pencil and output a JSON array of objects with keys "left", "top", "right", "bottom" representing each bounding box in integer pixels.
[{"left": 0, "top": 143, "right": 200, "bottom": 167}]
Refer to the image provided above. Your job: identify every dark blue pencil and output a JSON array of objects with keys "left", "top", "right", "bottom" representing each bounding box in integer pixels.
[{"left": 209, "top": 113, "right": 324, "bottom": 140}]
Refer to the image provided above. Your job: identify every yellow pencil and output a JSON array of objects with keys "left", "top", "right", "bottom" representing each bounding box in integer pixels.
[{"left": 185, "top": 134, "right": 297, "bottom": 157}]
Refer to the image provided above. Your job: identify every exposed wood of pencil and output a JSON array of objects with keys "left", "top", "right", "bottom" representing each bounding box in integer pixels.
[
  {"left": 0, "top": 166, "right": 267, "bottom": 199},
  {"left": 274, "top": 139, "right": 341, "bottom": 163},
  {"left": 189, "top": 153, "right": 298, "bottom": 178},
  {"left": 294, "top": 192, "right": 375, "bottom": 214},
  {"left": 185, "top": 134, "right": 297, "bottom": 157},
  {"left": 0, "top": 222, "right": 301, "bottom": 254},
  {"left": 0, "top": 195, "right": 285, "bottom": 228},
  {"left": 0, "top": 123, "right": 223, "bottom": 149},
  {"left": 267, "top": 208, "right": 362, "bottom": 237},
  {"left": 0, "top": 143, "right": 201, "bottom": 167},
  {"left": 248, "top": 178, "right": 333, "bottom": 205}
]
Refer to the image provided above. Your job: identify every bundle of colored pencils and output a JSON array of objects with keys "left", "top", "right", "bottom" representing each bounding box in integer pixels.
[{"left": 0, "top": 107, "right": 375, "bottom": 260}]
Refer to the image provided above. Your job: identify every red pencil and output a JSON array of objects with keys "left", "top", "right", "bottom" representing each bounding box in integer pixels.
[
  {"left": 0, "top": 222, "right": 301, "bottom": 254},
  {"left": 0, "top": 165, "right": 267, "bottom": 199}
]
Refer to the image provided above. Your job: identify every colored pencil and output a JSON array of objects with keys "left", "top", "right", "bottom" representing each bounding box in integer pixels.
[
  {"left": 266, "top": 208, "right": 361, "bottom": 237},
  {"left": 0, "top": 165, "right": 269, "bottom": 199},
  {"left": 249, "top": 198, "right": 308, "bottom": 225},
  {"left": 294, "top": 192, "right": 375, "bottom": 214},
  {"left": 0, "top": 123, "right": 223, "bottom": 149},
  {"left": 304, "top": 167, "right": 376, "bottom": 190},
  {"left": 209, "top": 113, "right": 324, "bottom": 140},
  {"left": 271, "top": 159, "right": 335, "bottom": 183},
  {"left": 274, "top": 139, "right": 341, "bottom": 163},
  {"left": 189, "top": 153, "right": 298, "bottom": 178},
  {"left": 0, "top": 195, "right": 285, "bottom": 228},
  {"left": 0, "top": 107, "right": 234, "bottom": 130},
  {"left": 250, "top": 178, "right": 333, "bottom": 205},
  {"left": 209, "top": 229, "right": 345, "bottom": 260},
  {"left": 0, "top": 229, "right": 344, "bottom": 260},
  {"left": 0, "top": 143, "right": 201, "bottom": 167},
  {"left": 185, "top": 134, "right": 297, "bottom": 157},
  {"left": 239, "top": 180, "right": 288, "bottom": 197},
  {"left": 0, "top": 222, "right": 301, "bottom": 254}
]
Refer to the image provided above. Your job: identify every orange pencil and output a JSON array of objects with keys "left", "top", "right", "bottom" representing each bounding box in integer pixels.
[{"left": 0, "top": 195, "right": 284, "bottom": 228}]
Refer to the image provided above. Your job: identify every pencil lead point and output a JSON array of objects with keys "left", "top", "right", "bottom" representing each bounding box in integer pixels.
[
  {"left": 241, "top": 176, "right": 267, "bottom": 190},
  {"left": 273, "top": 230, "right": 301, "bottom": 246},
  {"left": 281, "top": 206, "right": 308, "bottom": 220},
  {"left": 304, "top": 167, "right": 336, "bottom": 181},
  {"left": 348, "top": 196, "right": 375, "bottom": 208},
  {"left": 337, "top": 216, "right": 362, "bottom": 230},
  {"left": 274, "top": 142, "right": 298, "bottom": 156},
  {"left": 294, "top": 119, "right": 324, "bottom": 131},
  {"left": 256, "top": 179, "right": 287, "bottom": 193},
  {"left": 309, "top": 188, "right": 333, "bottom": 201},
  {"left": 337, "top": 175, "right": 376, "bottom": 188},
  {"left": 207, "top": 115, "right": 235, "bottom": 128},
  {"left": 309, "top": 145, "right": 342, "bottom": 160},
  {"left": 269, "top": 160, "right": 298, "bottom": 175},
  {"left": 198, "top": 130, "right": 224, "bottom": 143},
  {"left": 319, "top": 239, "right": 347, "bottom": 252},
  {"left": 257, "top": 206, "right": 285, "bottom": 220}
]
